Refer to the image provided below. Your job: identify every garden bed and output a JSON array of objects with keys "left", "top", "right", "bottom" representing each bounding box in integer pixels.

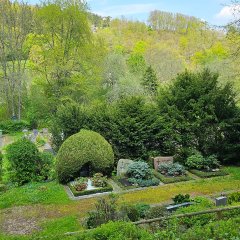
[
  {"left": 112, "top": 177, "right": 139, "bottom": 190},
  {"left": 189, "top": 169, "right": 228, "bottom": 178},
  {"left": 68, "top": 183, "right": 113, "bottom": 197},
  {"left": 154, "top": 171, "right": 192, "bottom": 184}
]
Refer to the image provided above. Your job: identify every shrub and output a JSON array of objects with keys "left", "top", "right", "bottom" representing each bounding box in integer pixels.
[
  {"left": 158, "top": 162, "right": 186, "bottom": 176},
  {"left": 172, "top": 194, "right": 191, "bottom": 204},
  {"left": 56, "top": 130, "right": 114, "bottom": 183},
  {"left": 135, "top": 203, "right": 151, "bottom": 218},
  {"left": 186, "top": 153, "right": 221, "bottom": 171},
  {"left": 127, "top": 161, "right": 152, "bottom": 179},
  {"left": 203, "top": 155, "right": 220, "bottom": 170},
  {"left": 6, "top": 139, "right": 54, "bottom": 185},
  {"left": 0, "top": 120, "right": 30, "bottom": 134},
  {"left": 145, "top": 205, "right": 169, "bottom": 219},
  {"left": 228, "top": 192, "right": 240, "bottom": 204},
  {"left": 86, "top": 194, "right": 120, "bottom": 229},
  {"left": 6, "top": 138, "right": 41, "bottom": 185},
  {"left": 128, "top": 177, "right": 160, "bottom": 187},
  {"left": 120, "top": 204, "right": 141, "bottom": 222},
  {"left": 39, "top": 152, "right": 55, "bottom": 180},
  {"left": 185, "top": 153, "right": 204, "bottom": 170}
]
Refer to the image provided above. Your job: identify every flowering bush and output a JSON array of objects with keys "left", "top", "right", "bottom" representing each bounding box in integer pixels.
[
  {"left": 92, "top": 173, "right": 108, "bottom": 187},
  {"left": 70, "top": 177, "right": 87, "bottom": 191}
]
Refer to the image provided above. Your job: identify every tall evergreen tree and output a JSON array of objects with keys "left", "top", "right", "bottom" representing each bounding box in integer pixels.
[{"left": 142, "top": 66, "right": 158, "bottom": 95}]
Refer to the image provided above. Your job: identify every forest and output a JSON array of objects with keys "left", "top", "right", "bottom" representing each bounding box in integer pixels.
[{"left": 0, "top": 0, "right": 240, "bottom": 239}]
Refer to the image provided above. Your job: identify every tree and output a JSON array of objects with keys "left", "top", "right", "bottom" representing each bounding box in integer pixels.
[
  {"left": 0, "top": 0, "right": 33, "bottom": 119},
  {"left": 142, "top": 66, "right": 158, "bottom": 95},
  {"left": 157, "top": 69, "right": 240, "bottom": 163}
]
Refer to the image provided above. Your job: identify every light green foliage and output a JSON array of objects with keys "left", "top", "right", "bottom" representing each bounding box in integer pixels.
[
  {"left": 228, "top": 192, "right": 240, "bottom": 204},
  {"left": 56, "top": 130, "right": 114, "bottom": 183}
]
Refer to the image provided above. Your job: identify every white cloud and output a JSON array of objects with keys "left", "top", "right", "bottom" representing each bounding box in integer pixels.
[
  {"left": 92, "top": 3, "right": 155, "bottom": 17},
  {"left": 216, "top": 4, "right": 240, "bottom": 20}
]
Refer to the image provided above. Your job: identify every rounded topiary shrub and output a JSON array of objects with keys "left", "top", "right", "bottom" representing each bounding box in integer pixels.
[{"left": 56, "top": 129, "right": 114, "bottom": 183}]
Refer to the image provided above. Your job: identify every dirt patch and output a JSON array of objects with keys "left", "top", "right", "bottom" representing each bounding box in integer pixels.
[{"left": 2, "top": 216, "right": 40, "bottom": 235}]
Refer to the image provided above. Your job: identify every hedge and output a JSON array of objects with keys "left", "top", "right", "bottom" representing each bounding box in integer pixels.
[
  {"left": 189, "top": 169, "right": 228, "bottom": 178},
  {"left": 56, "top": 129, "right": 114, "bottom": 183},
  {"left": 0, "top": 120, "right": 30, "bottom": 134}
]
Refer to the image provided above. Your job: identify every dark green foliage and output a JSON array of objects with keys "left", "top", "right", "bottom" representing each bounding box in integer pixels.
[
  {"left": 158, "top": 162, "right": 186, "bottom": 176},
  {"left": 127, "top": 161, "right": 152, "bottom": 179},
  {"left": 157, "top": 69, "right": 240, "bottom": 164},
  {"left": 142, "top": 66, "right": 158, "bottom": 95},
  {"left": 228, "top": 192, "right": 240, "bottom": 204},
  {"left": 120, "top": 204, "right": 141, "bottom": 222},
  {"left": 6, "top": 139, "right": 54, "bottom": 185},
  {"left": 56, "top": 130, "right": 114, "bottom": 183},
  {"left": 172, "top": 194, "right": 191, "bottom": 204},
  {"left": 39, "top": 152, "right": 55, "bottom": 180},
  {"left": 0, "top": 120, "right": 30, "bottom": 134},
  {"left": 6, "top": 138, "right": 41, "bottom": 185},
  {"left": 53, "top": 97, "right": 164, "bottom": 160},
  {"left": 135, "top": 203, "right": 151, "bottom": 218}
]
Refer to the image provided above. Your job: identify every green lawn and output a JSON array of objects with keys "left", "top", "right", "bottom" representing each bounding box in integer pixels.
[{"left": 0, "top": 166, "right": 239, "bottom": 239}]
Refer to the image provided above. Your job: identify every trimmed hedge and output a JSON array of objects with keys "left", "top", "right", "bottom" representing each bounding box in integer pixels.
[
  {"left": 154, "top": 170, "right": 192, "bottom": 184},
  {"left": 68, "top": 183, "right": 113, "bottom": 197},
  {"left": 56, "top": 130, "right": 114, "bottom": 183},
  {"left": 189, "top": 169, "right": 228, "bottom": 178}
]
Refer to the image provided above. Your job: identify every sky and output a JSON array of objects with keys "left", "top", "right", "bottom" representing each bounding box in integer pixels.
[{"left": 27, "top": 0, "right": 238, "bottom": 26}]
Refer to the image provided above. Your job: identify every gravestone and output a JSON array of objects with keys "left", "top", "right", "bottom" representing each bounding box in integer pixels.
[
  {"left": 154, "top": 156, "right": 174, "bottom": 171},
  {"left": 43, "top": 143, "right": 55, "bottom": 155},
  {"left": 216, "top": 196, "right": 227, "bottom": 207},
  {"left": 33, "top": 129, "right": 38, "bottom": 136},
  {"left": 117, "top": 159, "right": 134, "bottom": 176},
  {"left": 43, "top": 128, "right": 49, "bottom": 136}
]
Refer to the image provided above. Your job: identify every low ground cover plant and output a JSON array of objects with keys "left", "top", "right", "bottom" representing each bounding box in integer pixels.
[
  {"left": 158, "top": 162, "right": 186, "bottom": 176},
  {"left": 228, "top": 192, "right": 240, "bottom": 204}
]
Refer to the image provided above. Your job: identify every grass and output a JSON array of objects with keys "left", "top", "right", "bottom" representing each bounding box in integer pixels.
[
  {"left": 0, "top": 181, "right": 71, "bottom": 209},
  {"left": 0, "top": 166, "right": 239, "bottom": 238}
]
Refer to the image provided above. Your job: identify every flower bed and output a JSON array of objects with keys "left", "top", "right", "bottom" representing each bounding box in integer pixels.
[
  {"left": 189, "top": 169, "right": 228, "bottom": 178},
  {"left": 68, "top": 183, "right": 113, "bottom": 197},
  {"left": 67, "top": 173, "right": 113, "bottom": 197},
  {"left": 154, "top": 170, "right": 192, "bottom": 184}
]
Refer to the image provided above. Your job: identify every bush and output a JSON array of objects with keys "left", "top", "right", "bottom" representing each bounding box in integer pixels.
[
  {"left": 145, "top": 205, "right": 169, "bottom": 219},
  {"left": 120, "top": 204, "right": 141, "bottom": 222},
  {"left": 135, "top": 203, "right": 151, "bottom": 218},
  {"left": 86, "top": 194, "right": 119, "bottom": 229},
  {"left": 56, "top": 130, "right": 114, "bottom": 183},
  {"left": 228, "top": 192, "right": 240, "bottom": 204},
  {"left": 6, "top": 138, "right": 41, "bottom": 185},
  {"left": 185, "top": 153, "right": 204, "bottom": 170},
  {"left": 172, "top": 194, "right": 191, "bottom": 204},
  {"left": 186, "top": 153, "right": 221, "bottom": 171},
  {"left": 128, "top": 177, "right": 160, "bottom": 187},
  {"left": 6, "top": 139, "right": 54, "bottom": 185},
  {"left": 127, "top": 161, "right": 152, "bottom": 179},
  {"left": 158, "top": 162, "right": 186, "bottom": 176},
  {"left": 39, "top": 152, "right": 55, "bottom": 180},
  {"left": 70, "top": 177, "right": 87, "bottom": 192},
  {"left": 0, "top": 120, "right": 30, "bottom": 134}
]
